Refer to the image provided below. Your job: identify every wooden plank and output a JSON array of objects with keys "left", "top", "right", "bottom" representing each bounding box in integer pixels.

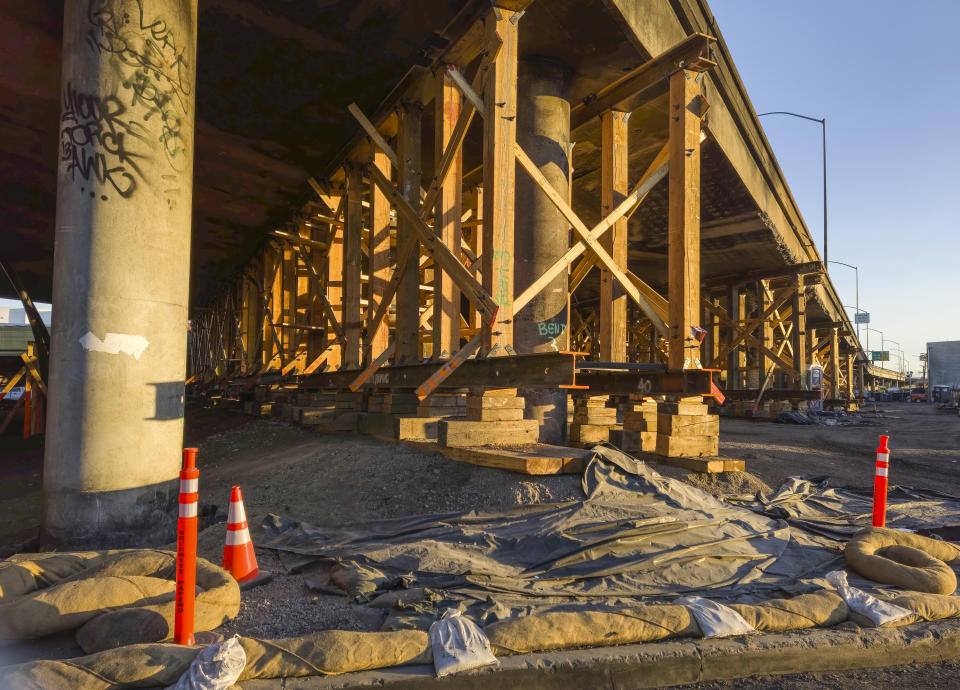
[
  {"left": 433, "top": 70, "right": 463, "bottom": 359},
  {"left": 467, "top": 185, "right": 484, "bottom": 330},
  {"left": 347, "top": 103, "right": 399, "bottom": 168},
  {"left": 481, "top": 7, "right": 519, "bottom": 355},
  {"left": 0, "top": 367, "right": 25, "bottom": 401},
  {"left": 432, "top": 443, "right": 589, "bottom": 475},
  {"left": 571, "top": 32, "right": 716, "bottom": 133},
  {"left": 396, "top": 102, "right": 423, "bottom": 363},
  {"left": 326, "top": 201, "right": 344, "bottom": 369},
  {"left": 667, "top": 69, "right": 703, "bottom": 371},
  {"left": 599, "top": 110, "right": 629, "bottom": 362},
  {"left": 343, "top": 164, "right": 363, "bottom": 368},
  {"left": 657, "top": 455, "right": 745, "bottom": 474},
  {"left": 368, "top": 148, "right": 392, "bottom": 362},
  {"left": 791, "top": 274, "right": 807, "bottom": 389},
  {"left": 830, "top": 326, "right": 840, "bottom": 398}
]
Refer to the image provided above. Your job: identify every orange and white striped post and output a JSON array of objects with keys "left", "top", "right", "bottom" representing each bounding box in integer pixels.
[
  {"left": 872, "top": 435, "right": 890, "bottom": 527},
  {"left": 175, "top": 447, "right": 199, "bottom": 645}
]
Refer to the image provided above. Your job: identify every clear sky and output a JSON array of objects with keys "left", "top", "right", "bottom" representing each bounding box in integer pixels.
[{"left": 710, "top": 0, "right": 960, "bottom": 378}]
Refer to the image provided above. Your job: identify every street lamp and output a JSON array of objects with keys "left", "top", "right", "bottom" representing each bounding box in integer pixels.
[
  {"left": 758, "top": 111, "right": 828, "bottom": 264},
  {"left": 830, "top": 261, "right": 860, "bottom": 341},
  {"left": 885, "top": 339, "right": 905, "bottom": 378},
  {"left": 867, "top": 327, "right": 884, "bottom": 368}
]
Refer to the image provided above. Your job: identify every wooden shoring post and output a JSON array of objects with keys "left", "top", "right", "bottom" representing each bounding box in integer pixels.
[
  {"left": 239, "top": 277, "right": 250, "bottom": 375},
  {"left": 270, "top": 243, "right": 285, "bottom": 367},
  {"left": 667, "top": 69, "right": 704, "bottom": 371},
  {"left": 261, "top": 250, "right": 275, "bottom": 367},
  {"left": 396, "top": 101, "right": 423, "bottom": 363},
  {"left": 326, "top": 192, "right": 345, "bottom": 369},
  {"left": 845, "top": 352, "right": 855, "bottom": 398},
  {"left": 307, "top": 215, "right": 325, "bottom": 365},
  {"left": 481, "top": 5, "right": 519, "bottom": 356},
  {"left": 756, "top": 280, "right": 772, "bottom": 388},
  {"left": 433, "top": 69, "right": 463, "bottom": 359},
  {"left": 599, "top": 110, "right": 629, "bottom": 362},
  {"left": 281, "top": 233, "right": 296, "bottom": 366},
  {"left": 790, "top": 274, "right": 807, "bottom": 389},
  {"left": 343, "top": 163, "right": 364, "bottom": 369},
  {"left": 368, "top": 148, "right": 392, "bottom": 363},
  {"left": 706, "top": 295, "right": 720, "bottom": 369},
  {"left": 467, "top": 185, "right": 484, "bottom": 330},
  {"left": 830, "top": 326, "right": 840, "bottom": 398}
]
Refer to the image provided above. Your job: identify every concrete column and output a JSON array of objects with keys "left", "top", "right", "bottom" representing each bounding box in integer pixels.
[
  {"left": 513, "top": 58, "right": 570, "bottom": 444},
  {"left": 44, "top": 0, "right": 198, "bottom": 548}
]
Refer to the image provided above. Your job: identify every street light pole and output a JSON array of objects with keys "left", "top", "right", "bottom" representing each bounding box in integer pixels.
[
  {"left": 831, "top": 261, "right": 859, "bottom": 341},
  {"left": 867, "top": 327, "right": 884, "bottom": 369},
  {"left": 758, "top": 111, "right": 828, "bottom": 265}
]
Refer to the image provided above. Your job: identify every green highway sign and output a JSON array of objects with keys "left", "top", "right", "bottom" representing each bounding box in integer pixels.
[{"left": 871, "top": 351, "right": 890, "bottom": 362}]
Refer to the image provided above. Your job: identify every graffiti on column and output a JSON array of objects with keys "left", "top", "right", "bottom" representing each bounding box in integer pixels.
[
  {"left": 59, "top": 0, "right": 192, "bottom": 205},
  {"left": 59, "top": 81, "right": 148, "bottom": 199},
  {"left": 492, "top": 249, "right": 512, "bottom": 307}
]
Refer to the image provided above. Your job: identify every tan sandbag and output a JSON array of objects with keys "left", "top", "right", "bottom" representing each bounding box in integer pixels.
[
  {"left": 76, "top": 557, "right": 241, "bottom": 653},
  {"left": 0, "top": 575, "right": 175, "bottom": 642},
  {"left": 0, "top": 552, "right": 94, "bottom": 599},
  {"left": 845, "top": 527, "right": 960, "bottom": 594},
  {"left": 729, "top": 591, "right": 849, "bottom": 632},
  {"left": 238, "top": 630, "right": 432, "bottom": 678},
  {"left": 888, "top": 592, "right": 960, "bottom": 624},
  {"left": 0, "top": 631, "right": 431, "bottom": 689},
  {"left": 0, "top": 643, "right": 199, "bottom": 690},
  {"left": 484, "top": 605, "right": 700, "bottom": 655}
]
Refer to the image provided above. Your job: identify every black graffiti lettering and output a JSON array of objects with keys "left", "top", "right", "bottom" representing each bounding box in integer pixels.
[
  {"left": 60, "top": 81, "right": 148, "bottom": 198},
  {"left": 85, "top": 0, "right": 190, "bottom": 172}
]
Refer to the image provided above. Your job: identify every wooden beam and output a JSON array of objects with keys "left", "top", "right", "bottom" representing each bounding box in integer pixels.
[
  {"left": 347, "top": 103, "right": 399, "bottom": 168},
  {"left": 830, "top": 326, "right": 840, "bottom": 398},
  {"left": 396, "top": 101, "right": 423, "bottom": 363},
  {"left": 467, "top": 185, "right": 484, "bottom": 331},
  {"left": 433, "top": 70, "right": 463, "bottom": 359},
  {"left": 571, "top": 33, "right": 715, "bottom": 134},
  {"left": 481, "top": 6, "right": 519, "bottom": 355},
  {"left": 342, "top": 164, "right": 364, "bottom": 368},
  {"left": 326, "top": 202, "right": 344, "bottom": 369},
  {"left": 368, "top": 148, "right": 392, "bottom": 362},
  {"left": 599, "top": 110, "right": 629, "bottom": 362},
  {"left": 791, "top": 274, "right": 807, "bottom": 389},
  {"left": 667, "top": 69, "right": 704, "bottom": 370},
  {"left": 704, "top": 300, "right": 801, "bottom": 378}
]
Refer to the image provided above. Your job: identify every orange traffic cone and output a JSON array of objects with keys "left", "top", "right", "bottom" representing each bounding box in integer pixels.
[{"left": 222, "top": 486, "right": 259, "bottom": 582}]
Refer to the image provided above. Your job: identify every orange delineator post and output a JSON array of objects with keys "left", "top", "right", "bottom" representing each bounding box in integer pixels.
[
  {"left": 175, "top": 447, "right": 199, "bottom": 646},
  {"left": 872, "top": 435, "right": 890, "bottom": 527}
]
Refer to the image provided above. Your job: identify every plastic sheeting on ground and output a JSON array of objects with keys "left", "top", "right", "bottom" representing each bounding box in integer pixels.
[
  {"left": 0, "top": 549, "right": 240, "bottom": 653},
  {"left": 263, "top": 447, "right": 840, "bottom": 619},
  {"left": 729, "top": 475, "right": 960, "bottom": 540}
]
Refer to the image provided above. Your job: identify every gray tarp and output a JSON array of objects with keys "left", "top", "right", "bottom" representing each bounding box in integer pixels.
[
  {"left": 262, "top": 448, "right": 844, "bottom": 626},
  {"left": 729, "top": 475, "right": 960, "bottom": 540}
]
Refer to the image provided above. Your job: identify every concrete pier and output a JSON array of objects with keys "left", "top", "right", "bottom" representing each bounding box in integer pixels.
[
  {"left": 513, "top": 59, "right": 571, "bottom": 444},
  {"left": 43, "top": 0, "right": 199, "bottom": 548}
]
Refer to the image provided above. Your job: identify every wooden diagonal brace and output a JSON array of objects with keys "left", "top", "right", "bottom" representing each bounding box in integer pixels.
[
  {"left": 0, "top": 367, "right": 25, "bottom": 401},
  {"left": 369, "top": 165, "right": 498, "bottom": 320},
  {"left": 703, "top": 300, "right": 801, "bottom": 378},
  {"left": 514, "top": 142, "right": 668, "bottom": 334},
  {"left": 291, "top": 242, "right": 345, "bottom": 344},
  {"left": 347, "top": 103, "right": 399, "bottom": 168}
]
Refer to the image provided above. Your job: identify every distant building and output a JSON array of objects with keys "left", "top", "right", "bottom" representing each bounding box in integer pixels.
[
  {"left": 926, "top": 341, "right": 960, "bottom": 403},
  {"left": 0, "top": 306, "right": 51, "bottom": 326}
]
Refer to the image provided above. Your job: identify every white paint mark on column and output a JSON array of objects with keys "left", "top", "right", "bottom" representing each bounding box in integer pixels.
[{"left": 79, "top": 332, "right": 150, "bottom": 360}]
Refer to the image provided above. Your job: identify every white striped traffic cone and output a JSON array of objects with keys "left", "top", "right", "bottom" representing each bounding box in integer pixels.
[{"left": 222, "top": 486, "right": 259, "bottom": 582}]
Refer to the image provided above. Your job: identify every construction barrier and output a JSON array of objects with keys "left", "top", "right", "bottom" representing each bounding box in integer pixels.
[
  {"left": 872, "top": 435, "right": 890, "bottom": 527},
  {"left": 222, "top": 486, "right": 259, "bottom": 583},
  {"left": 175, "top": 447, "right": 200, "bottom": 646}
]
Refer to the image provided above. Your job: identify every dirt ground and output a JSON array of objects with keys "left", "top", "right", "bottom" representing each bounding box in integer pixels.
[{"left": 2, "top": 401, "right": 960, "bottom": 686}]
